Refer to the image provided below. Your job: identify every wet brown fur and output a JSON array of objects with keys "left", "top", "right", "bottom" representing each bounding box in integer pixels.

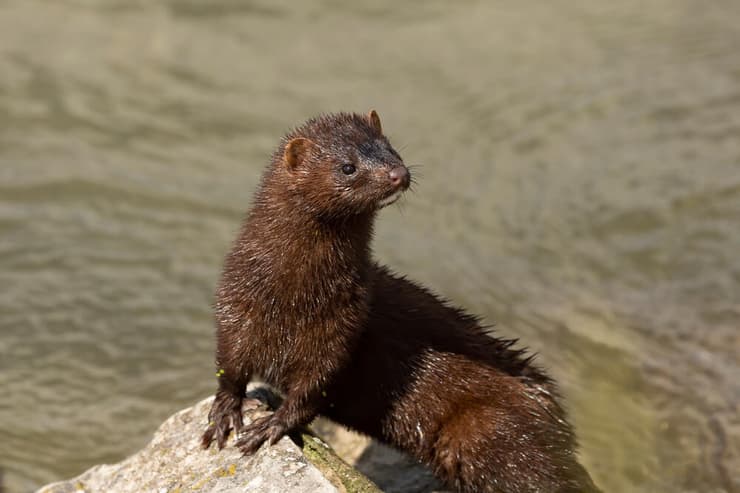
[{"left": 202, "top": 111, "right": 600, "bottom": 493}]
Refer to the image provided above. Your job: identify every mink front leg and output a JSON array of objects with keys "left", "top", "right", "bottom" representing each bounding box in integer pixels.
[
  {"left": 202, "top": 324, "right": 252, "bottom": 450},
  {"left": 235, "top": 386, "right": 321, "bottom": 454},
  {"left": 201, "top": 368, "right": 249, "bottom": 450}
]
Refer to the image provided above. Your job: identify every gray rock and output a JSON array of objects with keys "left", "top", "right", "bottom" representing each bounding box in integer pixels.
[
  {"left": 37, "top": 387, "right": 381, "bottom": 493},
  {"left": 312, "top": 420, "right": 447, "bottom": 493}
]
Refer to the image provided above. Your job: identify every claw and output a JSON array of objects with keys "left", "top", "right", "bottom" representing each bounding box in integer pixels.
[
  {"left": 235, "top": 415, "right": 289, "bottom": 455},
  {"left": 201, "top": 390, "right": 244, "bottom": 450}
]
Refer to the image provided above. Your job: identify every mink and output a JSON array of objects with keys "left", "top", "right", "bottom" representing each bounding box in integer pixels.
[{"left": 202, "top": 111, "right": 601, "bottom": 493}]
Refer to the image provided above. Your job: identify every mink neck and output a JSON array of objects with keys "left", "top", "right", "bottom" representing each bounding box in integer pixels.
[
  {"left": 257, "top": 202, "right": 374, "bottom": 257},
  {"left": 240, "top": 185, "right": 375, "bottom": 292}
]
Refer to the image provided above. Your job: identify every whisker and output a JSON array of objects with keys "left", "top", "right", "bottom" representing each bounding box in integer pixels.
[
  {"left": 406, "top": 164, "right": 424, "bottom": 176},
  {"left": 396, "top": 197, "right": 408, "bottom": 215}
]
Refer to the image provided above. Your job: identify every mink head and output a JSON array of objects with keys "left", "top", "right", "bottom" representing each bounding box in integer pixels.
[{"left": 272, "top": 111, "right": 411, "bottom": 220}]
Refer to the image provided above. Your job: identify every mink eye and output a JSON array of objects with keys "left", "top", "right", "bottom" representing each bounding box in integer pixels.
[{"left": 341, "top": 163, "right": 356, "bottom": 175}]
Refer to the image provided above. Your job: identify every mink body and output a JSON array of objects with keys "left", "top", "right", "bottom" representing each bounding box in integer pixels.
[{"left": 202, "top": 111, "right": 600, "bottom": 493}]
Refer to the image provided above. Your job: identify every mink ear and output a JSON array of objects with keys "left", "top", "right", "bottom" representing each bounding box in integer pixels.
[
  {"left": 368, "top": 109, "right": 382, "bottom": 134},
  {"left": 284, "top": 137, "right": 315, "bottom": 171}
]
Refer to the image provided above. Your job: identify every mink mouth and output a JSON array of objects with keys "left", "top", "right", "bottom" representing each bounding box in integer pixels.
[{"left": 378, "top": 189, "right": 404, "bottom": 209}]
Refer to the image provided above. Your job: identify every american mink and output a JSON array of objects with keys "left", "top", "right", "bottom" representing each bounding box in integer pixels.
[{"left": 202, "top": 111, "right": 600, "bottom": 493}]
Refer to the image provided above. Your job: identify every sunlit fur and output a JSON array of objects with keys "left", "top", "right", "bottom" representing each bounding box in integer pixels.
[{"left": 202, "top": 112, "right": 600, "bottom": 493}]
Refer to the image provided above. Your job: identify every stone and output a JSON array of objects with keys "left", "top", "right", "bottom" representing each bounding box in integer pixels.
[{"left": 37, "top": 386, "right": 381, "bottom": 493}]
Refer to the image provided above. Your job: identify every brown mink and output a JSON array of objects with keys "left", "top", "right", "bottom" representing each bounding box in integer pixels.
[{"left": 202, "top": 111, "right": 600, "bottom": 493}]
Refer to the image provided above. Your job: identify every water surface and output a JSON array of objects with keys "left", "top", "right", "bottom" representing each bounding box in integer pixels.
[{"left": 1, "top": 1, "right": 739, "bottom": 491}]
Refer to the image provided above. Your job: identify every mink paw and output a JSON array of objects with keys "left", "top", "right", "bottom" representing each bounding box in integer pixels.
[
  {"left": 235, "top": 415, "right": 289, "bottom": 455},
  {"left": 201, "top": 390, "right": 244, "bottom": 450}
]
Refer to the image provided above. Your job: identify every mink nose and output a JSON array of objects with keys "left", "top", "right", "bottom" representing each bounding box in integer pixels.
[{"left": 389, "top": 166, "right": 410, "bottom": 189}]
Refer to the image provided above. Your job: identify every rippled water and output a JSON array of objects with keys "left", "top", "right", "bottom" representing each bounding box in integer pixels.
[{"left": 1, "top": 1, "right": 739, "bottom": 492}]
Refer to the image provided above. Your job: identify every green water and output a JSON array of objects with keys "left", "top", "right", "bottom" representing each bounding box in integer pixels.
[{"left": 1, "top": 1, "right": 739, "bottom": 491}]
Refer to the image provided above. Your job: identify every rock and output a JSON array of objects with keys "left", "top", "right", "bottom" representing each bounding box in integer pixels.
[
  {"left": 36, "top": 386, "right": 381, "bottom": 493},
  {"left": 312, "top": 420, "right": 448, "bottom": 493}
]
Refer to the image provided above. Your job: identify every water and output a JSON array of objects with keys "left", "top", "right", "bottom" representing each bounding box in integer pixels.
[{"left": 1, "top": 1, "right": 739, "bottom": 491}]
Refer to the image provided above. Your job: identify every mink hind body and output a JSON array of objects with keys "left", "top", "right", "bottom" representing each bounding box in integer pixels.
[{"left": 321, "top": 264, "right": 598, "bottom": 493}]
